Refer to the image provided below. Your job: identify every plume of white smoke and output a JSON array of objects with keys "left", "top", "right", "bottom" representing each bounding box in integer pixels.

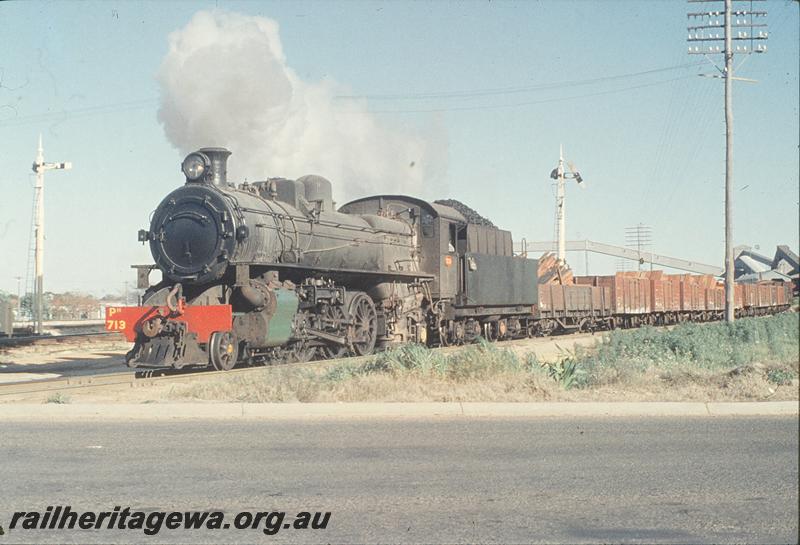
[{"left": 157, "top": 10, "right": 447, "bottom": 202}]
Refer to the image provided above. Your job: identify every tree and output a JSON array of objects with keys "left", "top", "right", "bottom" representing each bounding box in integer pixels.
[
  {"left": 50, "top": 292, "right": 100, "bottom": 320},
  {"left": 20, "top": 293, "right": 51, "bottom": 321}
]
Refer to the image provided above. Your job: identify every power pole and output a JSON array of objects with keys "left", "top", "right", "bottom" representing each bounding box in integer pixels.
[
  {"left": 549, "top": 145, "right": 584, "bottom": 265},
  {"left": 31, "top": 135, "right": 72, "bottom": 335},
  {"left": 723, "top": 0, "right": 734, "bottom": 321},
  {"left": 625, "top": 224, "right": 653, "bottom": 271},
  {"left": 687, "top": 0, "right": 767, "bottom": 322},
  {"left": 13, "top": 276, "right": 22, "bottom": 316}
]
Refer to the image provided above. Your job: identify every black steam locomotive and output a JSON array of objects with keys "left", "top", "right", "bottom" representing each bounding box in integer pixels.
[{"left": 108, "top": 148, "right": 538, "bottom": 369}]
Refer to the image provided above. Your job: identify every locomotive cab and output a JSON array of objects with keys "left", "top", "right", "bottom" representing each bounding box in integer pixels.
[{"left": 340, "top": 195, "right": 538, "bottom": 345}]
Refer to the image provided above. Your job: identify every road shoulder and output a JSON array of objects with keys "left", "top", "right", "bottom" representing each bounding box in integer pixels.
[{"left": 0, "top": 401, "right": 797, "bottom": 420}]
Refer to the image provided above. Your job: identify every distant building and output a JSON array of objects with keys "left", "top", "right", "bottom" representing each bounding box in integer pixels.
[
  {"left": 734, "top": 245, "right": 799, "bottom": 291},
  {"left": 772, "top": 245, "right": 799, "bottom": 278}
]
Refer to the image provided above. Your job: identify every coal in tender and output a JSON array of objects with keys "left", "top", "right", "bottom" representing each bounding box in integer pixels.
[{"left": 434, "top": 199, "right": 495, "bottom": 227}]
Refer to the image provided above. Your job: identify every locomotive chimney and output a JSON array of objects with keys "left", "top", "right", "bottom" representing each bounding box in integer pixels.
[{"left": 199, "top": 147, "right": 232, "bottom": 186}]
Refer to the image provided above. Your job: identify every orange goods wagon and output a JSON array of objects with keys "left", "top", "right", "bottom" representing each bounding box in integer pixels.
[
  {"left": 715, "top": 285, "right": 725, "bottom": 309},
  {"left": 575, "top": 273, "right": 651, "bottom": 314},
  {"left": 646, "top": 270, "right": 666, "bottom": 312},
  {"left": 776, "top": 283, "right": 791, "bottom": 305},
  {"left": 640, "top": 271, "right": 681, "bottom": 313},
  {"left": 705, "top": 283, "right": 724, "bottom": 311},
  {"left": 742, "top": 284, "right": 757, "bottom": 307},
  {"left": 664, "top": 275, "right": 681, "bottom": 311},
  {"left": 757, "top": 283, "right": 772, "bottom": 307},
  {"left": 537, "top": 284, "right": 611, "bottom": 316},
  {"left": 672, "top": 274, "right": 703, "bottom": 311}
]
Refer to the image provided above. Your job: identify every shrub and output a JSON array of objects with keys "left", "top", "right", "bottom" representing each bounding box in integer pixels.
[
  {"left": 574, "top": 313, "right": 799, "bottom": 388},
  {"left": 45, "top": 392, "right": 70, "bottom": 404},
  {"left": 766, "top": 368, "right": 796, "bottom": 386}
]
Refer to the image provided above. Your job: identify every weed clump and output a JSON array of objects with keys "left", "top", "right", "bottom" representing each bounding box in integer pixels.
[
  {"left": 322, "top": 340, "right": 540, "bottom": 383},
  {"left": 45, "top": 392, "right": 70, "bottom": 404},
  {"left": 574, "top": 313, "right": 799, "bottom": 388}
]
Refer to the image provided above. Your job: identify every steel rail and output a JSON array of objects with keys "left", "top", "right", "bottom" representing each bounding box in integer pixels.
[
  {"left": 0, "top": 331, "right": 120, "bottom": 347},
  {"left": 0, "top": 333, "right": 604, "bottom": 397}
]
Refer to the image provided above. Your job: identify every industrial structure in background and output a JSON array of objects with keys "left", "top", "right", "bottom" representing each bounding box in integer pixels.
[
  {"left": 548, "top": 145, "right": 584, "bottom": 264},
  {"left": 735, "top": 245, "right": 799, "bottom": 288},
  {"left": 522, "top": 239, "right": 723, "bottom": 276},
  {"left": 688, "top": 0, "right": 768, "bottom": 321},
  {"left": 29, "top": 135, "right": 72, "bottom": 335}
]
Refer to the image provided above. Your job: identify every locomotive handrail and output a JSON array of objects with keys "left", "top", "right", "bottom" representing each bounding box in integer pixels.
[
  {"left": 228, "top": 261, "right": 435, "bottom": 280},
  {"left": 236, "top": 205, "right": 413, "bottom": 237},
  {"left": 302, "top": 241, "right": 362, "bottom": 253},
  {"left": 253, "top": 222, "right": 417, "bottom": 250}
]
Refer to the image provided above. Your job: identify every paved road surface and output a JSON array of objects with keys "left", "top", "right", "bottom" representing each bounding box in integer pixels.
[{"left": 1, "top": 416, "right": 796, "bottom": 544}]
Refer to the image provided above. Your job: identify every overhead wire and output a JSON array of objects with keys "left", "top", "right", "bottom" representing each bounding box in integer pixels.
[
  {"left": 335, "top": 62, "right": 706, "bottom": 101},
  {"left": 0, "top": 98, "right": 158, "bottom": 128},
  {"left": 646, "top": 71, "right": 709, "bottom": 218},
  {"left": 652, "top": 79, "right": 719, "bottom": 226},
  {"left": 361, "top": 75, "right": 698, "bottom": 114},
  {"left": 0, "top": 63, "right": 709, "bottom": 125},
  {"left": 639, "top": 58, "right": 699, "bottom": 213}
]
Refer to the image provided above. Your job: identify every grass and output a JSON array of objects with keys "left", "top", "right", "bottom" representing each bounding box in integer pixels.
[
  {"left": 568, "top": 311, "right": 799, "bottom": 390},
  {"left": 170, "top": 313, "right": 799, "bottom": 403},
  {"left": 45, "top": 392, "right": 71, "bottom": 404},
  {"left": 326, "top": 338, "right": 538, "bottom": 382}
]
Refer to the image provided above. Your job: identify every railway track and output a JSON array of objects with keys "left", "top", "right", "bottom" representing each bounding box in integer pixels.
[
  {"left": 0, "top": 331, "right": 122, "bottom": 348},
  {"left": 0, "top": 332, "right": 602, "bottom": 398},
  {"left": 0, "top": 357, "right": 342, "bottom": 397}
]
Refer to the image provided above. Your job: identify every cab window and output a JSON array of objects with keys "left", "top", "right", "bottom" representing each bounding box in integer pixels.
[{"left": 421, "top": 212, "right": 434, "bottom": 238}]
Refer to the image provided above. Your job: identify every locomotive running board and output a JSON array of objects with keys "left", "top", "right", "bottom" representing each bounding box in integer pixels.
[{"left": 229, "top": 261, "right": 435, "bottom": 281}]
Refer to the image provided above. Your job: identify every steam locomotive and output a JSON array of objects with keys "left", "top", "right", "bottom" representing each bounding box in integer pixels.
[
  {"left": 107, "top": 147, "right": 537, "bottom": 369},
  {"left": 106, "top": 147, "right": 791, "bottom": 370}
]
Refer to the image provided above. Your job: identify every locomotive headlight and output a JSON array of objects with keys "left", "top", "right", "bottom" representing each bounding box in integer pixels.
[{"left": 181, "top": 153, "right": 208, "bottom": 181}]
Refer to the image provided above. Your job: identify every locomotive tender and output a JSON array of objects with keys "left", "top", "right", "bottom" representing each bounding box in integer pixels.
[{"left": 107, "top": 147, "right": 792, "bottom": 370}]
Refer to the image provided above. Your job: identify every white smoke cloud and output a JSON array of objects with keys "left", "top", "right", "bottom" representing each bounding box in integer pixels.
[{"left": 157, "top": 10, "right": 447, "bottom": 203}]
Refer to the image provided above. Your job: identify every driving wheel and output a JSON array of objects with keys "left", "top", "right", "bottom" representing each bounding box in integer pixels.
[
  {"left": 348, "top": 293, "right": 377, "bottom": 356},
  {"left": 318, "top": 303, "right": 349, "bottom": 359},
  {"left": 209, "top": 331, "right": 239, "bottom": 371}
]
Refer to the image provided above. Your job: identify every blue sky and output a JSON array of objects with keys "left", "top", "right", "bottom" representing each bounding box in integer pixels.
[{"left": 0, "top": 0, "right": 797, "bottom": 297}]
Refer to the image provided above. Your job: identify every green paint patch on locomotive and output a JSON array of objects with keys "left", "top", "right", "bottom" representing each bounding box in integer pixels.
[{"left": 232, "top": 288, "right": 298, "bottom": 347}]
